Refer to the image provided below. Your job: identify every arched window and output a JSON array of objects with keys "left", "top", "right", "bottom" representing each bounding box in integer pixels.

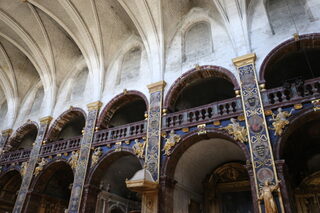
[
  {"left": 184, "top": 22, "right": 212, "bottom": 62},
  {"left": 30, "top": 87, "right": 44, "bottom": 114},
  {"left": 267, "top": 0, "right": 309, "bottom": 34},
  {"left": 117, "top": 47, "right": 142, "bottom": 85},
  {"left": 71, "top": 69, "right": 88, "bottom": 100}
]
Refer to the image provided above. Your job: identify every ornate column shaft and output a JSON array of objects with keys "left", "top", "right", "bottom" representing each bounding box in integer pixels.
[
  {"left": 68, "top": 101, "right": 102, "bottom": 213},
  {"left": 13, "top": 116, "right": 52, "bottom": 213},
  {"left": 0, "top": 129, "right": 12, "bottom": 151},
  {"left": 232, "top": 54, "right": 284, "bottom": 212},
  {"left": 145, "top": 81, "right": 166, "bottom": 182},
  {"left": 126, "top": 81, "right": 166, "bottom": 213}
]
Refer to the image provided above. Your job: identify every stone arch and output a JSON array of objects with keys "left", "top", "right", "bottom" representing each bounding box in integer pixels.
[
  {"left": 97, "top": 90, "right": 148, "bottom": 129},
  {"left": 7, "top": 121, "right": 39, "bottom": 150},
  {"left": 161, "top": 128, "right": 252, "bottom": 213},
  {"left": 45, "top": 107, "right": 87, "bottom": 142},
  {"left": 0, "top": 170, "right": 22, "bottom": 212},
  {"left": 83, "top": 148, "right": 143, "bottom": 213},
  {"left": 26, "top": 160, "right": 74, "bottom": 213},
  {"left": 162, "top": 128, "right": 249, "bottom": 179},
  {"left": 275, "top": 107, "right": 320, "bottom": 160},
  {"left": 259, "top": 33, "right": 320, "bottom": 87},
  {"left": 164, "top": 65, "right": 239, "bottom": 112}
]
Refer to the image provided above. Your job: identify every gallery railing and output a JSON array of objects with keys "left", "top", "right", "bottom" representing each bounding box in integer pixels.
[
  {"left": 0, "top": 148, "right": 31, "bottom": 164},
  {"left": 93, "top": 120, "right": 147, "bottom": 145},
  {"left": 262, "top": 77, "right": 320, "bottom": 109},
  {"left": 40, "top": 136, "right": 82, "bottom": 157},
  {"left": 162, "top": 97, "right": 243, "bottom": 129}
]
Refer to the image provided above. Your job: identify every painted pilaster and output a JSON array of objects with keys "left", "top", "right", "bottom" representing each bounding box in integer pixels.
[
  {"left": 145, "top": 81, "right": 166, "bottom": 182},
  {"left": 68, "top": 101, "right": 102, "bottom": 213},
  {"left": 126, "top": 81, "right": 166, "bottom": 213},
  {"left": 13, "top": 116, "right": 52, "bottom": 213},
  {"left": 232, "top": 54, "right": 284, "bottom": 212},
  {"left": 0, "top": 129, "right": 12, "bottom": 151}
]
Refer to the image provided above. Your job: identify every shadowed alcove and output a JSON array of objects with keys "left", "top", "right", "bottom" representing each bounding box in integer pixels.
[
  {"left": 0, "top": 170, "right": 22, "bottom": 212},
  {"left": 25, "top": 161, "right": 74, "bottom": 213}
]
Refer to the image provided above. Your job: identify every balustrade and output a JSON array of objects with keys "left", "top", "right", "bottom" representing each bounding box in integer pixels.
[
  {"left": 262, "top": 77, "right": 320, "bottom": 108},
  {"left": 0, "top": 148, "right": 31, "bottom": 164},
  {"left": 93, "top": 120, "right": 146, "bottom": 144},
  {"left": 40, "top": 136, "right": 82, "bottom": 156},
  {"left": 163, "top": 97, "right": 242, "bottom": 129}
]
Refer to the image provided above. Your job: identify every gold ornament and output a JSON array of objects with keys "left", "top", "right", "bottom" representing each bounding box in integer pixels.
[
  {"left": 20, "top": 162, "right": 28, "bottom": 176},
  {"left": 162, "top": 130, "right": 181, "bottom": 156},
  {"left": 133, "top": 139, "right": 145, "bottom": 158},
  {"left": 222, "top": 118, "right": 248, "bottom": 143},
  {"left": 69, "top": 151, "right": 79, "bottom": 170},
  {"left": 34, "top": 158, "right": 47, "bottom": 176},
  {"left": 91, "top": 147, "right": 102, "bottom": 168},
  {"left": 270, "top": 108, "right": 293, "bottom": 136},
  {"left": 258, "top": 181, "right": 280, "bottom": 213}
]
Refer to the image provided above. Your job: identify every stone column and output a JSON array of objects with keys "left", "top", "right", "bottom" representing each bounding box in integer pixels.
[
  {"left": 126, "top": 81, "right": 166, "bottom": 213},
  {"left": 232, "top": 54, "right": 284, "bottom": 212},
  {"left": 276, "top": 160, "right": 295, "bottom": 213},
  {"left": 68, "top": 101, "right": 102, "bottom": 213},
  {"left": 13, "top": 116, "right": 52, "bottom": 213},
  {"left": 0, "top": 129, "right": 12, "bottom": 152}
]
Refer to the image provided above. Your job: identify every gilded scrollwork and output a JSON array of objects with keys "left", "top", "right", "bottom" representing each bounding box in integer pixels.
[
  {"left": 270, "top": 108, "right": 293, "bottom": 136},
  {"left": 162, "top": 130, "right": 181, "bottom": 156},
  {"left": 91, "top": 147, "right": 102, "bottom": 168},
  {"left": 222, "top": 118, "right": 248, "bottom": 143},
  {"left": 20, "top": 161, "right": 28, "bottom": 177},
  {"left": 34, "top": 158, "right": 47, "bottom": 176},
  {"left": 69, "top": 151, "right": 79, "bottom": 170},
  {"left": 133, "top": 139, "right": 145, "bottom": 158}
]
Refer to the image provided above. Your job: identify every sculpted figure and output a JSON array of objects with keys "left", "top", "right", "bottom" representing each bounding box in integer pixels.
[
  {"left": 270, "top": 108, "right": 293, "bottom": 136},
  {"left": 34, "top": 158, "right": 47, "bottom": 176},
  {"left": 162, "top": 130, "right": 181, "bottom": 156},
  {"left": 258, "top": 181, "right": 280, "bottom": 213},
  {"left": 20, "top": 161, "right": 28, "bottom": 176},
  {"left": 91, "top": 147, "right": 102, "bottom": 168},
  {"left": 69, "top": 151, "right": 79, "bottom": 170},
  {"left": 222, "top": 118, "right": 247, "bottom": 143},
  {"left": 133, "top": 139, "right": 145, "bottom": 158}
]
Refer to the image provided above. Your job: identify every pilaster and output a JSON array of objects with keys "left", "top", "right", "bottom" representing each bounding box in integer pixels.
[
  {"left": 232, "top": 54, "right": 284, "bottom": 212},
  {"left": 145, "top": 80, "right": 166, "bottom": 182},
  {"left": 67, "top": 101, "right": 102, "bottom": 212},
  {"left": 13, "top": 116, "right": 52, "bottom": 213}
]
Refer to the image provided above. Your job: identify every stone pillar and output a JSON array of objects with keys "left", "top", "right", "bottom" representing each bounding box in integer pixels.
[
  {"left": 68, "top": 101, "right": 102, "bottom": 213},
  {"left": 127, "top": 81, "right": 166, "bottom": 213},
  {"left": 145, "top": 81, "right": 166, "bottom": 182},
  {"left": 0, "top": 129, "right": 12, "bottom": 152},
  {"left": 13, "top": 116, "right": 52, "bottom": 213},
  {"left": 276, "top": 160, "right": 295, "bottom": 213},
  {"left": 232, "top": 54, "right": 284, "bottom": 212}
]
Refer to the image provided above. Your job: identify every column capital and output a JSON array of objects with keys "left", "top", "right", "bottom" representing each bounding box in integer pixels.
[
  {"left": 39, "top": 116, "right": 53, "bottom": 125},
  {"left": 232, "top": 53, "right": 256, "bottom": 67},
  {"left": 87, "top": 101, "right": 103, "bottom": 111},
  {"left": 1, "top": 129, "right": 12, "bottom": 136},
  {"left": 147, "top": 81, "right": 166, "bottom": 93}
]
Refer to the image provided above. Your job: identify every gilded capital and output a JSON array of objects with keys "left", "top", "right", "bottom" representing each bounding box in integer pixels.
[
  {"left": 232, "top": 53, "right": 256, "bottom": 68},
  {"left": 147, "top": 81, "right": 166, "bottom": 93},
  {"left": 1, "top": 129, "right": 13, "bottom": 136},
  {"left": 40, "top": 116, "right": 53, "bottom": 125},
  {"left": 87, "top": 101, "right": 103, "bottom": 111}
]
